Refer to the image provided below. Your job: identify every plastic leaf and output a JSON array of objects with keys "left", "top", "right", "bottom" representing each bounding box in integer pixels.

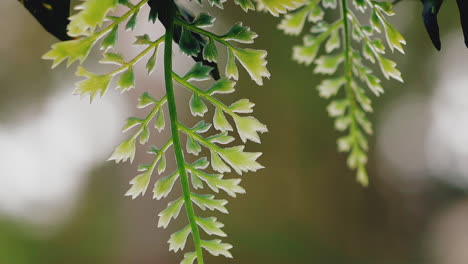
[
  {"left": 219, "top": 146, "right": 263, "bottom": 175},
  {"left": 117, "top": 66, "right": 135, "bottom": 92},
  {"left": 126, "top": 11, "right": 138, "bottom": 31},
  {"left": 210, "top": 150, "right": 231, "bottom": 173},
  {"left": 222, "top": 23, "right": 257, "bottom": 44},
  {"left": 207, "top": 79, "right": 235, "bottom": 95},
  {"left": 314, "top": 54, "right": 344, "bottom": 75},
  {"left": 102, "top": 25, "right": 118, "bottom": 51},
  {"left": 193, "top": 13, "right": 215, "bottom": 27},
  {"left": 100, "top": 52, "right": 125, "bottom": 65},
  {"left": 68, "top": 0, "right": 118, "bottom": 37},
  {"left": 196, "top": 217, "right": 226, "bottom": 237},
  {"left": 232, "top": 48, "right": 270, "bottom": 86},
  {"left": 153, "top": 171, "right": 180, "bottom": 200},
  {"left": 225, "top": 48, "right": 239, "bottom": 80},
  {"left": 179, "top": 29, "right": 201, "bottom": 57},
  {"left": 158, "top": 197, "right": 184, "bottom": 228},
  {"left": 109, "top": 137, "right": 136, "bottom": 163},
  {"left": 168, "top": 225, "right": 192, "bottom": 252},
  {"left": 42, "top": 37, "right": 96, "bottom": 68},
  {"left": 125, "top": 171, "right": 152, "bottom": 199},
  {"left": 213, "top": 108, "right": 233, "bottom": 132},
  {"left": 191, "top": 194, "right": 228, "bottom": 213},
  {"left": 234, "top": 0, "right": 255, "bottom": 12},
  {"left": 181, "top": 252, "right": 197, "bottom": 264},
  {"left": 233, "top": 115, "right": 268, "bottom": 143},
  {"left": 154, "top": 109, "right": 165, "bottom": 132},
  {"left": 139, "top": 126, "right": 150, "bottom": 144},
  {"left": 317, "top": 77, "right": 345, "bottom": 98},
  {"left": 230, "top": 99, "right": 255, "bottom": 113},
  {"left": 74, "top": 66, "right": 112, "bottom": 102},
  {"left": 187, "top": 136, "right": 202, "bottom": 156},
  {"left": 184, "top": 62, "right": 212, "bottom": 81},
  {"left": 256, "top": 0, "right": 305, "bottom": 16},
  {"left": 190, "top": 94, "right": 209, "bottom": 117},
  {"left": 200, "top": 239, "right": 233, "bottom": 258},
  {"left": 203, "top": 38, "right": 218, "bottom": 63}
]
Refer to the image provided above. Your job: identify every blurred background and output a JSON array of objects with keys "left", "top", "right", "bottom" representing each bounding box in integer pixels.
[{"left": 1, "top": 0, "right": 468, "bottom": 263}]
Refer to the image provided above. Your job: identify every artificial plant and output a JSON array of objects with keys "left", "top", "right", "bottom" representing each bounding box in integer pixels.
[
  {"left": 17, "top": 0, "right": 468, "bottom": 261},
  {"left": 26, "top": 0, "right": 271, "bottom": 262}
]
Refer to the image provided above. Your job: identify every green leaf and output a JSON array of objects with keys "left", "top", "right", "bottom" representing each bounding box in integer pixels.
[
  {"left": 158, "top": 154, "right": 167, "bottom": 174},
  {"left": 146, "top": 48, "right": 158, "bottom": 74},
  {"left": 317, "top": 77, "right": 345, "bottom": 98},
  {"left": 222, "top": 23, "right": 257, "bottom": 44},
  {"left": 219, "top": 146, "right": 264, "bottom": 175},
  {"left": 190, "top": 171, "right": 204, "bottom": 189},
  {"left": 139, "top": 126, "right": 150, "bottom": 144},
  {"left": 181, "top": 252, "right": 197, "bottom": 264},
  {"left": 100, "top": 52, "right": 125, "bottom": 65},
  {"left": 138, "top": 92, "right": 156, "bottom": 108},
  {"left": 153, "top": 171, "right": 180, "bottom": 200},
  {"left": 278, "top": 4, "right": 313, "bottom": 35},
  {"left": 314, "top": 54, "right": 344, "bottom": 75},
  {"left": 117, "top": 66, "right": 135, "bottom": 93},
  {"left": 325, "top": 29, "right": 341, "bottom": 52},
  {"left": 234, "top": 0, "right": 255, "bottom": 12},
  {"left": 207, "top": 79, "right": 236, "bottom": 95},
  {"left": 293, "top": 36, "right": 321, "bottom": 65},
  {"left": 190, "top": 94, "right": 208, "bottom": 117},
  {"left": 381, "top": 19, "right": 406, "bottom": 53},
  {"left": 67, "top": 0, "right": 118, "bottom": 36},
  {"left": 193, "top": 13, "right": 215, "bottom": 27},
  {"left": 74, "top": 66, "right": 112, "bottom": 102},
  {"left": 233, "top": 115, "right": 268, "bottom": 143},
  {"left": 158, "top": 197, "right": 184, "bottom": 228},
  {"left": 230, "top": 99, "right": 255, "bottom": 113},
  {"left": 191, "top": 193, "right": 228, "bottom": 213},
  {"left": 192, "top": 120, "right": 212, "bottom": 133},
  {"left": 327, "top": 99, "right": 349, "bottom": 117},
  {"left": 232, "top": 48, "right": 270, "bottom": 86},
  {"left": 179, "top": 29, "right": 201, "bottom": 56},
  {"left": 256, "top": 0, "right": 305, "bottom": 16},
  {"left": 122, "top": 117, "right": 143, "bottom": 132},
  {"left": 196, "top": 217, "right": 226, "bottom": 237},
  {"left": 203, "top": 38, "right": 218, "bottom": 63},
  {"left": 213, "top": 108, "right": 233, "bottom": 132},
  {"left": 168, "top": 225, "right": 192, "bottom": 252},
  {"left": 183, "top": 62, "right": 212, "bottom": 81},
  {"left": 125, "top": 171, "right": 152, "bottom": 199},
  {"left": 108, "top": 137, "right": 136, "bottom": 163},
  {"left": 101, "top": 25, "right": 118, "bottom": 51},
  {"left": 210, "top": 150, "right": 231, "bottom": 173},
  {"left": 322, "top": 0, "right": 337, "bottom": 9},
  {"left": 42, "top": 37, "right": 97, "bottom": 68},
  {"left": 225, "top": 48, "right": 239, "bottom": 80},
  {"left": 154, "top": 109, "right": 165, "bottom": 132},
  {"left": 194, "top": 170, "right": 245, "bottom": 197},
  {"left": 126, "top": 11, "right": 138, "bottom": 31},
  {"left": 377, "top": 55, "right": 402, "bottom": 82},
  {"left": 208, "top": 132, "right": 235, "bottom": 145},
  {"left": 200, "top": 239, "right": 233, "bottom": 258},
  {"left": 187, "top": 136, "right": 202, "bottom": 155},
  {"left": 134, "top": 34, "right": 153, "bottom": 45}
]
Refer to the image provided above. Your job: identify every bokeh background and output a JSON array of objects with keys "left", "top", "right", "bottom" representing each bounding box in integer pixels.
[{"left": 1, "top": 0, "right": 468, "bottom": 263}]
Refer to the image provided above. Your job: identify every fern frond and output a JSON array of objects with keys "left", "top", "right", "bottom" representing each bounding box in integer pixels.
[
  {"left": 43, "top": 0, "right": 268, "bottom": 262},
  {"left": 279, "top": 0, "right": 405, "bottom": 185}
]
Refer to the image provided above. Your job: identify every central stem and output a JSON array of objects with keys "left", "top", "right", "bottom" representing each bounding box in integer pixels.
[{"left": 163, "top": 1, "right": 205, "bottom": 262}]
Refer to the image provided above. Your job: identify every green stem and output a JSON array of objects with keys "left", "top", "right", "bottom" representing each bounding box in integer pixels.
[
  {"left": 174, "top": 18, "right": 233, "bottom": 48},
  {"left": 340, "top": 0, "right": 358, "bottom": 136},
  {"left": 163, "top": 2, "right": 205, "bottom": 263}
]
